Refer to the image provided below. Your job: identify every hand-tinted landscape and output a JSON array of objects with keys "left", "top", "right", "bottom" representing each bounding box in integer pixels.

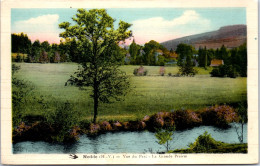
[{"left": 12, "top": 8, "right": 247, "bottom": 154}]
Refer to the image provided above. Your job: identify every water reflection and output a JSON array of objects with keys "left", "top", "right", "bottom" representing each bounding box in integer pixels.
[{"left": 63, "top": 142, "right": 79, "bottom": 154}]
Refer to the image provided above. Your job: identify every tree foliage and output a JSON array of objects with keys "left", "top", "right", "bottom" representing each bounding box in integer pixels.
[
  {"left": 129, "top": 39, "right": 140, "bottom": 65},
  {"left": 12, "top": 64, "right": 34, "bottom": 127},
  {"left": 187, "top": 131, "right": 223, "bottom": 152},
  {"left": 198, "top": 46, "right": 211, "bottom": 68},
  {"left": 12, "top": 33, "right": 32, "bottom": 54},
  {"left": 176, "top": 43, "right": 197, "bottom": 76},
  {"left": 155, "top": 127, "right": 175, "bottom": 152},
  {"left": 60, "top": 9, "right": 132, "bottom": 123}
]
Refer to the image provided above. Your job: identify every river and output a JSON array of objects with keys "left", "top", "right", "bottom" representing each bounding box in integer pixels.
[{"left": 13, "top": 123, "right": 247, "bottom": 154}]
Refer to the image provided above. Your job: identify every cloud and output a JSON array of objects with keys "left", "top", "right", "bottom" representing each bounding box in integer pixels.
[
  {"left": 13, "top": 14, "right": 61, "bottom": 43},
  {"left": 132, "top": 10, "right": 211, "bottom": 44}
]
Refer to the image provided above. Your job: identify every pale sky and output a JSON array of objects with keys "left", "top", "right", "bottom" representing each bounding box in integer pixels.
[{"left": 11, "top": 8, "right": 246, "bottom": 45}]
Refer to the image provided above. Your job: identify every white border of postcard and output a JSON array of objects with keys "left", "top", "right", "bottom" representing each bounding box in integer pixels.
[{"left": 1, "top": 0, "right": 258, "bottom": 164}]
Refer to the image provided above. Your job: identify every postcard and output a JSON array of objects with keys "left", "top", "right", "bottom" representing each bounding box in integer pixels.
[{"left": 1, "top": 0, "right": 258, "bottom": 164}]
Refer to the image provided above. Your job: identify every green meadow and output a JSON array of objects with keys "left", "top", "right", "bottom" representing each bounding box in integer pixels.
[{"left": 14, "top": 63, "right": 247, "bottom": 122}]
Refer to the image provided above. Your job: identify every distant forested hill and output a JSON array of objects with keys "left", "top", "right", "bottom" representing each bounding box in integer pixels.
[{"left": 161, "top": 24, "right": 246, "bottom": 50}]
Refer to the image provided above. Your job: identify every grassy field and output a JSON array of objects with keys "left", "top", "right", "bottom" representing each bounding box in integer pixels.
[{"left": 14, "top": 63, "right": 247, "bottom": 122}]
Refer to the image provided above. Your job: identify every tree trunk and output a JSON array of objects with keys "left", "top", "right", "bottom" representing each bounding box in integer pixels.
[
  {"left": 166, "top": 141, "right": 169, "bottom": 152},
  {"left": 241, "top": 123, "right": 244, "bottom": 143},
  {"left": 205, "top": 53, "right": 207, "bottom": 68},
  {"left": 93, "top": 71, "right": 99, "bottom": 123},
  {"left": 93, "top": 88, "right": 98, "bottom": 123}
]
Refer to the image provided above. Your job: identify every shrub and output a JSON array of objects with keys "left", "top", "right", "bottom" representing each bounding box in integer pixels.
[
  {"left": 171, "top": 110, "right": 201, "bottom": 130},
  {"left": 159, "top": 67, "right": 165, "bottom": 76},
  {"left": 199, "top": 105, "right": 238, "bottom": 128},
  {"left": 45, "top": 101, "right": 80, "bottom": 142},
  {"left": 89, "top": 123, "right": 100, "bottom": 135},
  {"left": 69, "top": 126, "right": 81, "bottom": 141},
  {"left": 121, "top": 120, "right": 146, "bottom": 131},
  {"left": 133, "top": 66, "right": 148, "bottom": 76},
  {"left": 133, "top": 68, "right": 138, "bottom": 75},
  {"left": 143, "top": 115, "right": 150, "bottom": 122},
  {"left": 188, "top": 131, "right": 223, "bottom": 153},
  {"left": 125, "top": 120, "right": 146, "bottom": 131},
  {"left": 168, "top": 72, "right": 172, "bottom": 76},
  {"left": 146, "top": 112, "right": 174, "bottom": 131},
  {"left": 163, "top": 116, "right": 174, "bottom": 128},
  {"left": 226, "top": 66, "right": 238, "bottom": 78},
  {"left": 99, "top": 121, "right": 112, "bottom": 132},
  {"left": 210, "top": 68, "right": 220, "bottom": 77},
  {"left": 14, "top": 122, "right": 31, "bottom": 136},
  {"left": 12, "top": 121, "right": 55, "bottom": 143},
  {"left": 12, "top": 64, "right": 34, "bottom": 127},
  {"left": 139, "top": 121, "right": 146, "bottom": 129},
  {"left": 146, "top": 112, "right": 165, "bottom": 130},
  {"left": 112, "top": 121, "right": 123, "bottom": 130},
  {"left": 79, "top": 119, "right": 91, "bottom": 133},
  {"left": 22, "top": 114, "right": 46, "bottom": 124},
  {"left": 210, "top": 65, "right": 238, "bottom": 78}
]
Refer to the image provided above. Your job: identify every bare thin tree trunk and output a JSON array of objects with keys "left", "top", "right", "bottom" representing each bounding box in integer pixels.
[{"left": 241, "top": 123, "right": 244, "bottom": 143}]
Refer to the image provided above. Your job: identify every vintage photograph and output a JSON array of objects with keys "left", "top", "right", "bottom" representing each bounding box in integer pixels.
[
  {"left": 11, "top": 7, "right": 248, "bottom": 153},
  {"left": 1, "top": 0, "right": 258, "bottom": 164}
]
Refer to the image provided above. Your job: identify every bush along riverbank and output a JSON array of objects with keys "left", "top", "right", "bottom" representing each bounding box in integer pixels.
[
  {"left": 170, "top": 131, "right": 247, "bottom": 153},
  {"left": 13, "top": 105, "right": 241, "bottom": 144}
]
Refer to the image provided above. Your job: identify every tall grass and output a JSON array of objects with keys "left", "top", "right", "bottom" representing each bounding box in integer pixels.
[{"left": 14, "top": 63, "right": 247, "bottom": 122}]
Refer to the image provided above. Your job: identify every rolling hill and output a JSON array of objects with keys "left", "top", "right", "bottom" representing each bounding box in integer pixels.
[{"left": 160, "top": 24, "right": 247, "bottom": 50}]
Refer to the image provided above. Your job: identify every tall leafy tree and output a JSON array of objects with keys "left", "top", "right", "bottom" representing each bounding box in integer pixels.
[
  {"left": 176, "top": 43, "right": 194, "bottom": 66},
  {"left": 11, "top": 33, "right": 32, "bottom": 54},
  {"left": 220, "top": 45, "right": 230, "bottom": 65},
  {"left": 129, "top": 39, "right": 140, "bottom": 64},
  {"left": 176, "top": 43, "right": 197, "bottom": 76},
  {"left": 237, "top": 43, "right": 247, "bottom": 77},
  {"left": 142, "top": 40, "right": 168, "bottom": 66},
  {"left": 198, "top": 46, "right": 208, "bottom": 67},
  {"left": 60, "top": 9, "right": 132, "bottom": 123},
  {"left": 41, "top": 41, "right": 51, "bottom": 52},
  {"left": 31, "top": 40, "right": 41, "bottom": 62}
]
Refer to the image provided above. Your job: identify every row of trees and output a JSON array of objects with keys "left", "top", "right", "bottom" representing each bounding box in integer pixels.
[
  {"left": 12, "top": 33, "right": 128, "bottom": 64},
  {"left": 126, "top": 39, "right": 247, "bottom": 74},
  {"left": 12, "top": 33, "right": 247, "bottom": 77},
  {"left": 12, "top": 33, "right": 71, "bottom": 63},
  {"left": 12, "top": 33, "right": 174, "bottom": 65},
  {"left": 174, "top": 43, "right": 247, "bottom": 77},
  {"left": 128, "top": 40, "right": 174, "bottom": 66},
  {"left": 197, "top": 44, "right": 247, "bottom": 77}
]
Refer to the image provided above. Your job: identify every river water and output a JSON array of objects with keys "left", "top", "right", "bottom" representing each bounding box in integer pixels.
[{"left": 13, "top": 123, "right": 247, "bottom": 154}]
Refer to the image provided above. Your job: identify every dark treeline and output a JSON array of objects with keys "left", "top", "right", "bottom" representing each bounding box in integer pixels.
[
  {"left": 195, "top": 44, "right": 247, "bottom": 77},
  {"left": 197, "top": 44, "right": 247, "bottom": 74},
  {"left": 12, "top": 33, "right": 247, "bottom": 77},
  {"left": 12, "top": 33, "right": 79, "bottom": 63}
]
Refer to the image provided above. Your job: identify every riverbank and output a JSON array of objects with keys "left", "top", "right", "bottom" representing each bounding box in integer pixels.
[
  {"left": 13, "top": 124, "right": 247, "bottom": 154},
  {"left": 171, "top": 132, "right": 247, "bottom": 153},
  {"left": 13, "top": 105, "right": 241, "bottom": 144}
]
